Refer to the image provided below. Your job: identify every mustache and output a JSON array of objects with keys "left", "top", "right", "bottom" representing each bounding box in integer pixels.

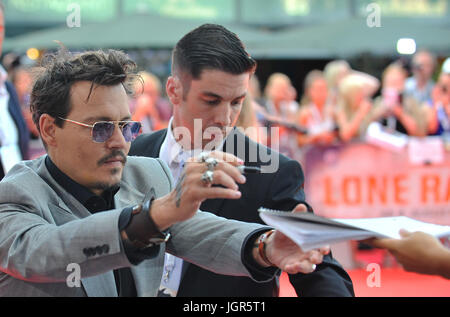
[{"left": 97, "top": 150, "right": 127, "bottom": 167}]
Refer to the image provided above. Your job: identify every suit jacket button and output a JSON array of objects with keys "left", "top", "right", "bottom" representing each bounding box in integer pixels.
[{"left": 95, "top": 246, "right": 103, "bottom": 255}]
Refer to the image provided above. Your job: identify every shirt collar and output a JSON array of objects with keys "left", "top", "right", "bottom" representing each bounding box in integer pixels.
[
  {"left": 0, "top": 65, "right": 8, "bottom": 95},
  {"left": 159, "top": 117, "right": 186, "bottom": 166},
  {"left": 45, "top": 156, "right": 119, "bottom": 212}
]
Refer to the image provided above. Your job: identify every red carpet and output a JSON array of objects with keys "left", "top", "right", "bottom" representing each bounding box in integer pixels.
[{"left": 279, "top": 268, "right": 450, "bottom": 297}]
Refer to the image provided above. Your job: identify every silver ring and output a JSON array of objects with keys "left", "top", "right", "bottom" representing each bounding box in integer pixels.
[
  {"left": 201, "top": 170, "right": 214, "bottom": 185},
  {"left": 197, "top": 152, "right": 211, "bottom": 163},
  {"left": 205, "top": 157, "right": 218, "bottom": 171}
]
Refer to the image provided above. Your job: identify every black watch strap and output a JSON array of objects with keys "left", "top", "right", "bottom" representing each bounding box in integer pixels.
[{"left": 122, "top": 188, "right": 170, "bottom": 249}]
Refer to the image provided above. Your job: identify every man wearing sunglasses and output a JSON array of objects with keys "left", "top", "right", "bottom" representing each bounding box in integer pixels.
[{"left": 0, "top": 48, "right": 328, "bottom": 297}]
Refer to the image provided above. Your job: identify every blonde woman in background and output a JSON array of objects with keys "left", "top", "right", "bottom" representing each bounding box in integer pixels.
[
  {"left": 335, "top": 72, "right": 379, "bottom": 142},
  {"left": 324, "top": 60, "right": 352, "bottom": 107}
]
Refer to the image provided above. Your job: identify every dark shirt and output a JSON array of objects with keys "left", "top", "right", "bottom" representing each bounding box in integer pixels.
[{"left": 45, "top": 156, "right": 137, "bottom": 297}]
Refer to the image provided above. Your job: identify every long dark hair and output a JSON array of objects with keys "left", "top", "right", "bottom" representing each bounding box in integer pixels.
[{"left": 30, "top": 49, "right": 138, "bottom": 132}]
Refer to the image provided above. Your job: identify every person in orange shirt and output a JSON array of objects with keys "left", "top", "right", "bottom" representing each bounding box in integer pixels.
[
  {"left": 335, "top": 72, "right": 379, "bottom": 142},
  {"left": 131, "top": 71, "right": 171, "bottom": 132}
]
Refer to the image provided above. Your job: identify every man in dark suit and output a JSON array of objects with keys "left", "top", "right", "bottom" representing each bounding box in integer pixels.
[
  {"left": 129, "top": 23, "right": 354, "bottom": 297},
  {"left": 0, "top": 4, "right": 29, "bottom": 179}
]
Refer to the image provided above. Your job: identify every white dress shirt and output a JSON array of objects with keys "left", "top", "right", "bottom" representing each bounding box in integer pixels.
[
  {"left": 158, "top": 117, "right": 226, "bottom": 296},
  {"left": 158, "top": 117, "right": 195, "bottom": 296},
  {"left": 0, "top": 66, "right": 22, "bottom": 174}
]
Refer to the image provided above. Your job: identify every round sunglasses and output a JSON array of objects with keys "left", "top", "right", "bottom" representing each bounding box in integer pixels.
[{"left": 58, "top": 117, "right": 142, "bottom": 143}]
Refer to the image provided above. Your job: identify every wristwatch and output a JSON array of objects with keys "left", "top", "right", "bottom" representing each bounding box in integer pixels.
[{"left": 121, "top": 189, "right": 171, "bottom": 249}]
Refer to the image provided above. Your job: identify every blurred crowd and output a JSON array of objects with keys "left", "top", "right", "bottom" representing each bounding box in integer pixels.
[
  {"left": 2, "top": 49, "right": 450, "bottom": 165},
  {"left": 242, "top": 50, "right": 450, "bottom": 157}
]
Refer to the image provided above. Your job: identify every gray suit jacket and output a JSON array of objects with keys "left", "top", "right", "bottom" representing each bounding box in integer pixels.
[{"left": 0, "top": 156, "right": 268, "bottom": 296}]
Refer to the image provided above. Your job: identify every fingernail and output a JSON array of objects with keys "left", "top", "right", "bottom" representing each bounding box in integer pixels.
[
  {"left": 234, "top": 191, "right": 242, "bottom": 198},
  {"left": 239, "top": 175, "right": 246, "bottom": 183}
]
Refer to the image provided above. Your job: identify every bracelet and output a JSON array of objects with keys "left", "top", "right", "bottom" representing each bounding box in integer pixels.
[
  {"left": 258, "top": 229, "right": 276, "bottom": 267},
  {"left": 121, "top": 188, "right": 170, "bottom": 249}
]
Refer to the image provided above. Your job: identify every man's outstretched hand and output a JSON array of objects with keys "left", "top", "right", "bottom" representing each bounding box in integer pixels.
[{"left": 255, "top": 203, "right": 330, "bottom": 274}]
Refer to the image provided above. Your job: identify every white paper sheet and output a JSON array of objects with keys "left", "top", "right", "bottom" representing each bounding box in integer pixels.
[{"left": 259, "top": 208, "right": 450, "bottom": 251}]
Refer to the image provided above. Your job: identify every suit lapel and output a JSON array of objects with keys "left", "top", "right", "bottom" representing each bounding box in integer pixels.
[
  {"left": 141, "top": 129, "right": 167, "bottom": 158},
  {"left": 147, "top": 130, "right": 166, "bottom": 157},
  {"left": 36, "top": 157, "right": 92, "bottom": 220},
  {"left": 36, "top": 156, "right": 119, "bottom": 297},
  {"left": 115, "top": 178, "right": 146, "bottom": 207}
]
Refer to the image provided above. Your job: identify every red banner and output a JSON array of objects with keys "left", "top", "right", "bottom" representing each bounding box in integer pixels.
[{"left": 299, "top": 143, "right": 450, "bottom": 225}]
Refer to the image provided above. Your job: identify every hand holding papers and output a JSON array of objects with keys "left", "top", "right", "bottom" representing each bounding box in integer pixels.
[{"left": 258, "top": 207, "right": 450, "bottom": 251}]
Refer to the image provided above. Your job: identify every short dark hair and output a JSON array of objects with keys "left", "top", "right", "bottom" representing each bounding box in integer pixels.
[
  {"left": 30, "top": 49, "right": 137, "bottom": 133},
  {"left": 171, "top": 23, "right": 257, "bottom": 81}
]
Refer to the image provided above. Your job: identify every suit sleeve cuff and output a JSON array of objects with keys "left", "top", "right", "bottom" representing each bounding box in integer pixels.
[
  {"left": 242, "top": 228, "right": 280, "bottom": 282},
  {"left": 118, "top": 206, "right": 133, "bottom": 231},
  {"left": 118, "top": 207, "right": 160, "bottom": 265}
]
